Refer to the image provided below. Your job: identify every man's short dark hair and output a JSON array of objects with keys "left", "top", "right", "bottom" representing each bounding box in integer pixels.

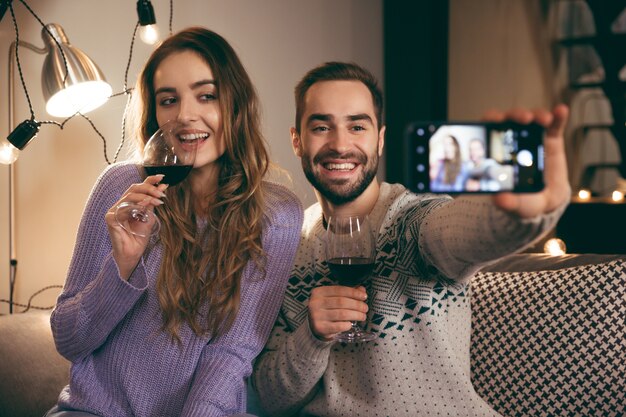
[{"left": 294, "top": 61, "right": 384, "bottom": 133}]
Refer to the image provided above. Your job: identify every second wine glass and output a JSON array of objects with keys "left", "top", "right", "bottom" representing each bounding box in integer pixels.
[
  {"left": 115, "top": 120, "right": 197, "bottom": 237},
  {"left": 326, "top": 214, "right": 377, "bottom": 343}
]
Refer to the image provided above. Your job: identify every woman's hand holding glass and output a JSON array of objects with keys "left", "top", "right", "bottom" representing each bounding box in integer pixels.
[
  {"left": 114, "top": 120, "right": 196, "bottom": 238},
  {"left": 105, "top": 175, "right": 168, "bottom": 279},
  {"left": 105, "top": 120, "right": 197, "bottom": 279}
]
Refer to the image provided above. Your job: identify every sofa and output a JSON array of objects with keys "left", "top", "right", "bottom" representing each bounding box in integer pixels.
[
  {"left": 1, "top": 253, "right": 624, "bottom": 417},
  {"left": 471, "top": 253, "right": 626, "bottom": 416},
  {"left": 0, "top": 309, "right": 69, "bottom": 417}
]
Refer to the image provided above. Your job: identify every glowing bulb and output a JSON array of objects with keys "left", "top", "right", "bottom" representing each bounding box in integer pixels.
[
  {"left": 577, "top": 189, "right": 591, "bottom": 200},
  {"left": 46, "top": 80, "right": 112, "bottom": 117},
  {"left": 0, "top": 140, "right": 20, "bottom": 164},
  {"left": 139, "top": 24, "right": 160, "bottom": 45},
  {"left": 611, "top": 190, "right": 624, "bottom": 202},
  {"left": 544, "top": 238, "right": 566, "bottom": 256}
]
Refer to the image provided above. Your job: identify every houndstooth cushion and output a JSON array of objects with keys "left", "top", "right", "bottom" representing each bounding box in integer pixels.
[{"left": 470, "top": 259, "right": 626, "bottom": 417}]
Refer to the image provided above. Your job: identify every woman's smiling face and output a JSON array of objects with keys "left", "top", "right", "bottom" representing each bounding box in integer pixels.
[{"left": 153, "top": 50, "right": 225, "bottom": 171}]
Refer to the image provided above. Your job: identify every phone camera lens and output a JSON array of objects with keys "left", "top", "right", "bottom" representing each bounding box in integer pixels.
[
  {"left": 416, "top": 128, "right": 425, "bottom": 136},
  {"left": 416, "top": 145, "right": 426, "bottom": 154}
]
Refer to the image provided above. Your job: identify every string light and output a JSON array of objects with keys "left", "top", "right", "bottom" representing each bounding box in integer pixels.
[
  {"left": 1, "top": 3, "right": 111, "bottom": 166},
  {"left": 0, "top": 140, "right": 20, "bottom": 165},
  {"left": 137, "top": 0, "right": 160, "bottom": 45}
]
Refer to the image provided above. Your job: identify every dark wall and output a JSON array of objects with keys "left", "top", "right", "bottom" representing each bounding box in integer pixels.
[{"left": 383, "top": 1, "right": 449, "bottom": 184}]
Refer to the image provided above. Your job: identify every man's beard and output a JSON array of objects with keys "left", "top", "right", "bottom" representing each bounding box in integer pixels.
[{"left": 301, "top": 149, "right": 378, "bottom": 205}]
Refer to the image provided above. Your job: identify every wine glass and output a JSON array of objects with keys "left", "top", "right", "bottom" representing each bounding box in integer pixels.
[
  {"left": 326, "top": 214, "right": 377, "bottom": 343},
  {"left": 115, "top": 120, "right": 197, "bottom": 237}
]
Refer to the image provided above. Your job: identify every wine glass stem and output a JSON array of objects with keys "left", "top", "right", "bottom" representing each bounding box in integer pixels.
[
  {"left": 131, "top": 208, "right": 150, "bottom": 223},
  {"left": 348, "top": 321, "right": 366, "bottom": 338}
]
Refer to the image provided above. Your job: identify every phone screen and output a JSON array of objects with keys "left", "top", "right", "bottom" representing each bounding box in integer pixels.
[{"left": 404, "top": 121, "right": 545, "bottom": 193}]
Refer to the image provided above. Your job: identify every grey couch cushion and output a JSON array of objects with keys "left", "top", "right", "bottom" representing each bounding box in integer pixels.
[
  {"left": 0, "top": 311, "right": 69, "bottom": 417},
  {"left": 471, "top": 257, "right": 626, "bottom": 416}
]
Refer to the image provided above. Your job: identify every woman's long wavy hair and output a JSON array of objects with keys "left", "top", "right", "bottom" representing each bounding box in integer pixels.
[
  {"left": 443, "top": 135, "right": 463, "bottom": 185},
  {"left": 130, "top": 27, "right": 269, "bottom": 340}
]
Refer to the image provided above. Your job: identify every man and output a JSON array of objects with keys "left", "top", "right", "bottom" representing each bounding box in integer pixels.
[
  {"left": 252, "top": 62, "right": 570, "bottom": 416},
  {"left": 465, "top": 137, "right": 502, "bottom": 191}
]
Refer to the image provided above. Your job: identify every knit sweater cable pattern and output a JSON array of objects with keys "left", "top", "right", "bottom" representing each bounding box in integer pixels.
[
  {"left": 253, "top": 182, "right": 565, "bottom": 417},
  {"left": 51, "top": 162, "right": 303, "bottom": 417}
]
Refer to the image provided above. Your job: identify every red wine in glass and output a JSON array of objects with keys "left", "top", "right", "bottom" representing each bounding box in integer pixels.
[
  {"left": 144, "top": 164, "right": 193, "bottom": 186},
  {"left": 115, "top": 120, "right": 197, "bottom": 237},
  {"left": 327, "top": 257, "right": 375, "bottom": 287},
  {"left": 326, "top": 215, "right": 377, "bottom": 343}
]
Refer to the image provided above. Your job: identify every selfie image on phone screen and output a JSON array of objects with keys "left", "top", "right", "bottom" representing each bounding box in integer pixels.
[{"left": 405, "top": 121, "right": 544, "bottom": 194}]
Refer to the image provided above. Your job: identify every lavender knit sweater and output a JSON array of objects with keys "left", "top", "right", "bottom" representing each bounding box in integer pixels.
[{"left": 51, "top": 162, "right": 303, "bottom": 417}]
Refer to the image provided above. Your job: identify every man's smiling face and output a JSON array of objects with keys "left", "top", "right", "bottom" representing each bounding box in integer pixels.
[{"left": 291, "top": 80, "right": 384, "bottom": 205}]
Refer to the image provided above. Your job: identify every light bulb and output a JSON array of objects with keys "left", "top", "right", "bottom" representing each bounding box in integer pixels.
[
  {"left": 577, "top": 189, "right": 591, "bottom": 200},
  {"left": 611, "top": 190, "right": 624, "bottom": 202},
  {"left": 46, "top": 80, "right": 112, "bottom": 117},
  {"left": 544, "top": 238, "right": 566, "bottom": 256},
  {"left": 136, "top": 0, "right": 159, "bottom": 45},
  {"left": 139, "top": 24, "right": 160, "bottom": 45},
  {"left": 0, "top": 140, "right": 19, "bottom": 164}
]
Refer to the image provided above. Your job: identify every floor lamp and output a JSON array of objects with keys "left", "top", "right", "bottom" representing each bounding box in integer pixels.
[{"left": 2, "top": 23, "right": 111, "bottom": 313}]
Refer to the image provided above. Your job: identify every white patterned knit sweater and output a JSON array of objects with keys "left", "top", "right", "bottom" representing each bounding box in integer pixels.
[{"left": 253, "top": 182, "right": 566, "bottom": 417}]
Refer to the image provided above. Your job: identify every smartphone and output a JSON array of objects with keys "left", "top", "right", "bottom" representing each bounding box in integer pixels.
[{"left": 404, "top": 121, "right": 545, "bottom": 194}]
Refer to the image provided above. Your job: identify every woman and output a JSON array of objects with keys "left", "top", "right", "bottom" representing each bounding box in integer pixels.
[
  {"left": 47, "top": 27, "right": 302, "bottom": 417},
  {"left": 430, "top": 134, "right": 468, "bottom": 192}
]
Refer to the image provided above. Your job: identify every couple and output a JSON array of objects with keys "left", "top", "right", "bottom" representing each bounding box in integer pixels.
[
  {"left": 431, "top": 136, "right": 504, "bottom": 193},
  {"left": 48, "top": 27, "right": 571, "bottom": 417}
]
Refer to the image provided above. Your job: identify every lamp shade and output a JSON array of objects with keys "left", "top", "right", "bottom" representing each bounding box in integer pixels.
[{"left": 40, "top": 23, "right": 112, "bottom": 117}]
